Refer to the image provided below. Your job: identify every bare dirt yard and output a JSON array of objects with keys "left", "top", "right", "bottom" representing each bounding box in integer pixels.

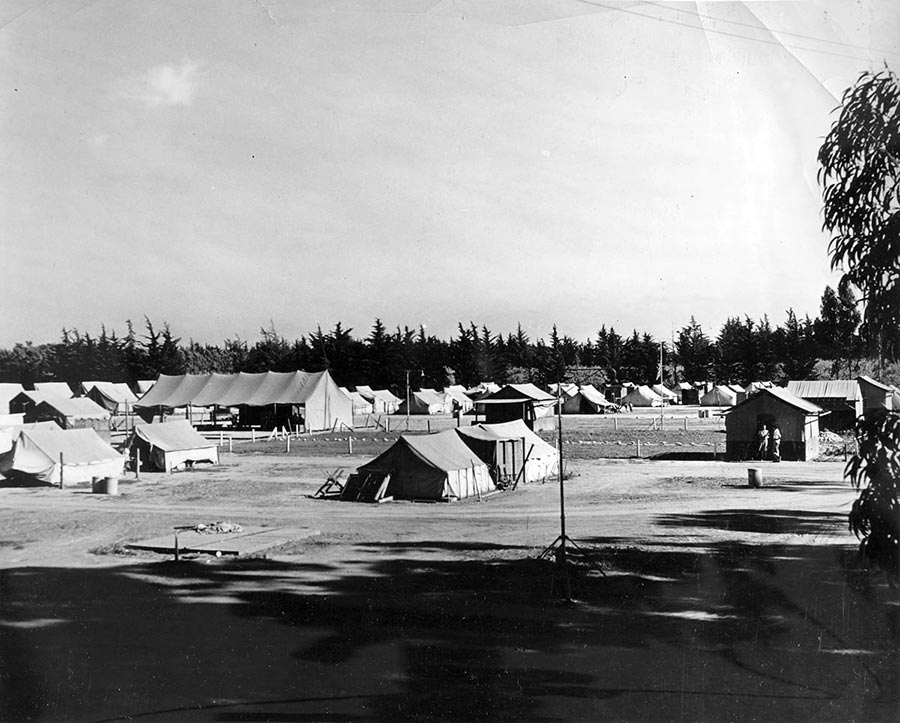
[{"left": 1, "top": 417, "right": 896, "bottom": 722}]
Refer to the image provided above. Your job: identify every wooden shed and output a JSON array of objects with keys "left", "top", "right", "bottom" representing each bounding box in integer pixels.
[
  {"left": 857, "top": 375, "right": 894, "bottom": 413},
  {"left": 786, "top": 379, "right": 861, "bottom": 430},
  {"left": 725, "top": 387, "right": 823, "bottom": 461}
]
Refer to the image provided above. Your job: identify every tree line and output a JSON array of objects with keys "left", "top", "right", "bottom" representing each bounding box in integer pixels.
[{"left": 0, "top": 284, "right": 891, "bottom": 395}]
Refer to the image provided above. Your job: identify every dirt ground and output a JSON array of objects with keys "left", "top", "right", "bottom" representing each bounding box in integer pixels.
[{"left": 1, "top": 435, "right": 897, "bottom": 721}]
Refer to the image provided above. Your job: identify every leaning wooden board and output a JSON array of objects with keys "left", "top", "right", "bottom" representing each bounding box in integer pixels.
[{"left": 126, "top": 527, "right": 319, "bottom": 556}]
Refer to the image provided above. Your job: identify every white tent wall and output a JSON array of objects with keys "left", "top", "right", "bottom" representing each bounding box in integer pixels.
[
  {"left": 149, "top": 446, "right": 219, "bottom": 472},
  {"left": 446, "top": 465, "right": 494, "bottom": 500},
  {"left": 303, "top": 373, "right": 353, "bottom": 432}
]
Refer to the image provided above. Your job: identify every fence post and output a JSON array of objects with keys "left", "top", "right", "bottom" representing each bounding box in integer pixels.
[
  {"left": 683, "top": 417, "right": 687, "bottom": 431},
  {"left": 59, "top": 452, "right": 64, "bottom": 489},
  {"left": 636, "top": 440, "right": 641, "bottom": 458},
  {"left": 251, "top": 428, "right": 256, "bottom": 443},
  {"left": 286, "top": 435, "right": 291, "bottom": 453},
  {"left": 614, "top": 417, "right": 618, "bottom": 431},
  {"left": 228, "top": 434, "right": 233, "bottom": 453},
  {"left": 348, "top": 437, "right": 353, "bottom": 454},
  {"left": 135, "top": 449, "right": 141, "bottom": 481}
]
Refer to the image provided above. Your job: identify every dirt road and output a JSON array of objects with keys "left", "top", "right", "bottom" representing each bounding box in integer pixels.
[{"left": 1, "top": 453, "right": 896, "bottom": 722}]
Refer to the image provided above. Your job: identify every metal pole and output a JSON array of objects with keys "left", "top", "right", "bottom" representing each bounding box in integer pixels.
[
  {"left": 556, "top": 383, "right": 570, "bottom": 601},
  {"left": 406, "top": 370, "right": 410, "bottom": 429},
  {"left": 556, "top": 382, "right": 566, "bottom": 548}
]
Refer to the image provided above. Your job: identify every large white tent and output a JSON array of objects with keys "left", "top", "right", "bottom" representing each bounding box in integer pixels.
[
  {"left": 0, "top": 427, "right": 124, "bottom": 486},
  {"left": 134, "top": 371, "right": 351, "bottom": 432}
]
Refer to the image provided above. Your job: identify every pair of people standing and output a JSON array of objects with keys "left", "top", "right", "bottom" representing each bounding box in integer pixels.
[{"left": 756, "top": 423, "right": 782, "bottom": 462}]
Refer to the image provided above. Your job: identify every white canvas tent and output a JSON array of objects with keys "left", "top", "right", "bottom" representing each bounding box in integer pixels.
[
  {"left": 578, "top": 384, "right": 618, "bottom": 413},
  {"left": 651, "top": 384, "right": 678, "bottom": 403},
  {"left": 400, "top": 390, "right": 449, "bottom": 415},
  {"left": 340, "top": 387, "right": 375, "bottom": 415},
  {"left": 0, "top": 427, "right": 124, "bottom": 486},
  {"left": 443, "top": 386, "right": 474, "bottom": 413},
  {"left": 134, "top": 371, "right": 352, "bottom": 432},
  {"left": 352, "top": 429, "right": 493, "bottom": 501},
  {"left": 128, "top": 421, "right": 219, "bottom": 472},
  {"left": 81, "top": 381, "right": 139, "bottom": 414},
  {"left": 371, "top": 390, "right": 402, "bottom": 414},
  {"left": 621, "top": 385, "right": 665, "bottom": 407},
  {"left": 701, "top": 385, "right": 738, "bottom": 407}
]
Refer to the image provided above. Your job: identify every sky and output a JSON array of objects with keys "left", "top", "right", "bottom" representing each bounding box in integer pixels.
[{"left": 2, "top": 0, "right": 899, "bottom": 347}]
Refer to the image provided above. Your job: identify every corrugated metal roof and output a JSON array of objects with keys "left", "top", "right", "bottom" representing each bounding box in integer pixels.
[{"left": 786, "top": 380, "right": 859, "bottom": 401}]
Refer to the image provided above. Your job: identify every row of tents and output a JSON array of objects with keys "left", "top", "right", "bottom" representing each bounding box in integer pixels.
[
  {"left": 0, "top": 419, "right": 219, "bottom": 486},
  {"left": 342, "top": 419, "right": 558, "bottom": 502}
]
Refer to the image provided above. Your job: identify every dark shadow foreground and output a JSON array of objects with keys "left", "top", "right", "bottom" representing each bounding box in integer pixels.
[{"left": 1, "top": 510, "right": 898, "bottom": 722}]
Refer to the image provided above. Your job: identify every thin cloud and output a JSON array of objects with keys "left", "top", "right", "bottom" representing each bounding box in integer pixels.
[{"left": 122, "top": 60, "right": 200, "bottom": 108}]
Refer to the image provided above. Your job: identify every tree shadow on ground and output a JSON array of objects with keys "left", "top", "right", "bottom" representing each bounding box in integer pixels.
[{"left": 2, "top": 511, "right": 898, "bottom": 722}]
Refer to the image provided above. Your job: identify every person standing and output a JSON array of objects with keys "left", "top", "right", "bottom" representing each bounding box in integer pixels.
[
  {"left": 757, "top": 424, "right": 770, "bottom": 460},
  {"left": 771, "top": 424, "right": 782, "bottom": 462}
]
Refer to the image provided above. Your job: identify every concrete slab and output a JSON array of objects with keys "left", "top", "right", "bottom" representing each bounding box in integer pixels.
[{"left": 126, "top": 526, "right": 319, "bottom": 556}]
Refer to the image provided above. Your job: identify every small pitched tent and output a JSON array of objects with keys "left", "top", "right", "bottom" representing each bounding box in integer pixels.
[
  {"left": 0, "top": 427, "right": 124, "bottom": 485},
  {"left": 548, "top": 383, "right": 581, "bottom": 414},
  {"left": 128, "top": 421, "right": 219, "bottom": 472},
  {"left": 578, "top": 385, "right": 618, "bottom": 413},
  {"left": 621, "top": 385, "right": 665, "bottom": 407},
  {"left": 82, "top": 382, "right": 139, "bottom": 414},
  {"left": 700, "top": 385, "right": 738, "bottom": 407},
  {"left": 466, "top": 382, "right": 500, "bottom": 401},
  {"left": 400, "top": 390, "right": 448, "bottom": 415},
  {"left": 25, "top": 397, "right": 110, "bottom": 438},
  {"left": 443, "top": 386, "right": 474, "bottom": 413},
  {"left": 340, "top": 387, "right": 375, "bottom": 415},
  {"left": 371, "top": 390, "right": 402, "bottom": 414},
  {"left": 745, "top": 381, "right": 774, "bottom": 396},
  {"left": 651, "top": 384, "right": 678, "bottom": 403},
  {"left": 348, "top": 430, "right": 493, "bottom": 501}
]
